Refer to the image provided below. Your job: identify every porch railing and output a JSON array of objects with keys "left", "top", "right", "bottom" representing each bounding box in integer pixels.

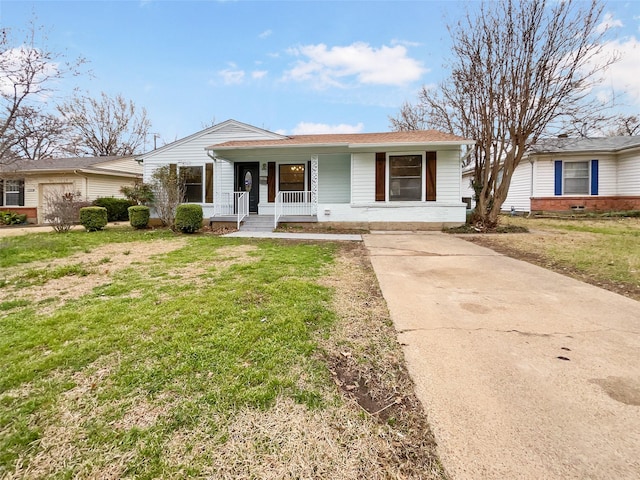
[
  {"left": 213, "top": 191, "right": 249, "bottom": 228},
  {"left": 274, "top": 190, "right": 314, "bottom": 228},
  {"left": 236, "top": 192, "right": 248, "bottom": 229}
]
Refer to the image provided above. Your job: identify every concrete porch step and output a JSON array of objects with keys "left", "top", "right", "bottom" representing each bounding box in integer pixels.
[{"left": 239, "top": 215, "right": 274, "bottom": 232}]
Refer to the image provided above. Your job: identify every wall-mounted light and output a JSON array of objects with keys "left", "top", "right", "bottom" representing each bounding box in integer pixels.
[{"left": 262, "top": 163, "right": 267, "bottom": 171}]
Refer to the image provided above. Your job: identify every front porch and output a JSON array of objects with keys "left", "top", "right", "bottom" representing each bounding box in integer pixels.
[{"left": 209, "top": 190, "right": 318, "bottom": 230}]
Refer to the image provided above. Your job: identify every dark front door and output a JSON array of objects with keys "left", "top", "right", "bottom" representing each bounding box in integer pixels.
[{"left": 235, "top": 162, "right": 260, "bottom": 213}]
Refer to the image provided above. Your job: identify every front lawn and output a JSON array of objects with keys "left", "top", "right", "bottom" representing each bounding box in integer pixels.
[
  {"left": 464, "top": 216, "right": 640, "bottom": 301},
  {"left": 0, "top": 229, "right": 445, "bottom": 479}
]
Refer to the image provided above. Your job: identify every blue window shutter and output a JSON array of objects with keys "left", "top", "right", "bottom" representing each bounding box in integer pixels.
[
  {"left": 591, "top": 159, "right": 598, "bottom": 195},
  {"left": 554, "top": 161, "right": 562, "bottom": 196}
]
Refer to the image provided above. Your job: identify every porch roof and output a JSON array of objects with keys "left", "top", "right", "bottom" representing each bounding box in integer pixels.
[{"left": 207, "top": 130, "right": 474, "bottom": 151}]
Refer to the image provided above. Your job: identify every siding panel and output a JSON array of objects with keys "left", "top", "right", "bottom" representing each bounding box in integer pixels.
[
  {"left": 352, "top": 153, "right": 376, "bottom": 203},
  {"left": 503, "top": 162, "right": 532, "bottom": 212},
  {"left": 618, "top": 154, "right": 640, "bottom": 195},
  {"left": 318, "top": 154, "right": 350, "bottom": 203}
]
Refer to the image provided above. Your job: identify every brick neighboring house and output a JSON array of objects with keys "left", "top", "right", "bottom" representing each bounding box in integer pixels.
[
  {"left": 0, "top": 156, "right": 142, "bottom": 224},
  {"left": 462, "top": 136, "right": 640, "bottom": 214}
]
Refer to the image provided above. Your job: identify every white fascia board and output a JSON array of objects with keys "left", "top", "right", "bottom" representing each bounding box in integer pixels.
[
  {"left": 208, "top": 140, "right": 474, "bottom": 154},
  {"left": 348, "top": 141, "right": 475, "bottom": 149},
  {"left": 21, "top": 168, "right": 141, "bottom": 178}
]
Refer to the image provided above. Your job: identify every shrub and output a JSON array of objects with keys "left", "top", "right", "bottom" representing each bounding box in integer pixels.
[
  {"left": 43, "top": 191, "right": 92, "bottom": 233},
  {"left": 128, "top": 205, "right": 150, "bottom": 229},
  {"left": 0, "top": 211, "right": 27, "bottom": 225},
  {"left": 93, "top": 197, "right": 134, "bottom": 221},
  {"left": 79, "top": 207, "right": 108, "bottom": 231},
  {"left": 120, "top": 183, "right": 154, "bottom": 206},
  {"left": 174, "top": 204, "right": 203, "bottom": 233}
]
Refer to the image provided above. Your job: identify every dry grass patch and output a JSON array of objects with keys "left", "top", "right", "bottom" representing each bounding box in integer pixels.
[
  {"left": 0, "top": 239, "right": 187, "bottom": 311},
  {"left": 462, "top": 216, "right": 640, "bottom": 301}
]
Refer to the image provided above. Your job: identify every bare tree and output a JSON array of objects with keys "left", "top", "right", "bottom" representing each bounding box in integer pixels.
[
  {"left": 12, "top": 107, "right": 68, "bottom": 160},
  {"left": 58, "top": 92, "right": 151, "bottom": 156},
  {"left": 391, "top": 0, "right": 613, "bottom": 229},
  {"left": 606, "top": 114, "right": 640, "bottom": 136},
  {"left": 0, "top": 19, "right": 85, "bottom": 166}
]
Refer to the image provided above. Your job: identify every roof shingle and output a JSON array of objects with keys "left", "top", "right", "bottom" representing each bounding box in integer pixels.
[{"left": 209, "top": 130, "right": 472, "bottom": 150}]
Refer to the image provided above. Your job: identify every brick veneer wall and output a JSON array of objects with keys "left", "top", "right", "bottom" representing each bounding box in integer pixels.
[
  {"left": 0, "top": 207, "right": 38, "bottom": 223},
  {"left": 531, "top": 196, "right": 640, "bottom": 212}
]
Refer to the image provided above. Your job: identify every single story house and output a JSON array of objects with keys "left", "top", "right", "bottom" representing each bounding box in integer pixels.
[
  {"left": 461, "top": 136, "right": 640, "bottom": 213},
  {"left": 138, "top": 119, "right": 474, "bottom": 229},
  {"left": 0, "top": 156, "right": 142, "bottom": 223}
]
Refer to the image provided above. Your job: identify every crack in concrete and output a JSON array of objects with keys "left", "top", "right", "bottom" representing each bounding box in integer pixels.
[{"left": 368, "top": 249, "right": 500, "bottom": 258}]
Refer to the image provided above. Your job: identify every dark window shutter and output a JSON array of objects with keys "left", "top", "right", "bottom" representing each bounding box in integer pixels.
[
  {"left": 591, "top": 159, "right": 598, "bottom": 196},
  {"left": 425, "top": 151, "right": 437, "bottom": 201},
  {"left": 267, "top": 162, "right": 276, "bottom": 202},
  {"left": 18, "top": 180, "right": 25, "bottom": 206},
  {"left": 375, "top": 152, "right": 386, "bottom": 201},
  {"left": 0, "top": 180, "right": 4, "bottom": 207},
  {"left": 554, "top": 161, "right": 562, "bottom": 196},
  {"left": 205, "top": 163, "right": 214, "bottom": 203}
]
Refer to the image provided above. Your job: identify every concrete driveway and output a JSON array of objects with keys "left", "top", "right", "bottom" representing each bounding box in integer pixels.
[{"left": 364, "top": 233, "right": 640, "bottom": 480}]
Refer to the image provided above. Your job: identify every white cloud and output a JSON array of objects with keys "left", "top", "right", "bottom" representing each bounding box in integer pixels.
[
  {"left": 595, "top": 37, "right": 640, "bottom": 105},
  {"left": 391, "top": 39, "right": 421, "bottom": 48},
  {"left": 291, "top": 122, "right": 365, "bottom": 134},
  {"left": 218, "top": 68, "right": 245, "bottom": 85},
  {"left": 259, "top": 29, "right": 273, "bottom": 39},
  {"left": 596, "top": 12, "right": 623, "bottom": 34},
  {"left": 0, "top": 46, "right": 59, "bottom": 98},
  {"left": 252, "top": 70, "right": 268, "bottom": 79},
  {"left": 284, "top": 42, "right": 426, "bottom": 89}
]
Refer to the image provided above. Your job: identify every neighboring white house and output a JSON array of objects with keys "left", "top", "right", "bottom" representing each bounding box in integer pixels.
[
  {"left": 0, "top": 156, "right": 142, "bottom": 223},
  {"left": 137, "top": 119, "right": 474, "bottom": 229},
  {"left": 462, "top": 136, "right": 640, "bottom": 213}
]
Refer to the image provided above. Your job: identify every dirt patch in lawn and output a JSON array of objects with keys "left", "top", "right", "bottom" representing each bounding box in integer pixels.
[
  {"left": 317, "top": 242, "right": 447, "bottom": 478},
  {"left": 0, "top": 239, "right": 188, "bottom": 310}
]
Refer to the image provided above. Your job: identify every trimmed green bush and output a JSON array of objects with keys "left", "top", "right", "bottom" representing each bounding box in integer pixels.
[
  {"left": 79, "top": 207, "right": 108, "bottom": 231},
  {"left": 0, "top": 211, "right": 27, "bottom": 225},
  {"left": 128, "top": 205, "right": 150, "bottom": 229},
  {"left": 174, "top": 204, "right": 203, "bottom": 233},
  {"left": 93, "top": 197, "right": 134, "bottom": 221}
]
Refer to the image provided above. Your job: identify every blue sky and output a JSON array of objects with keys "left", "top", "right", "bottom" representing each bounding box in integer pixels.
[{"left": 1, "top": 0, "right": 640, "bottom": 151}]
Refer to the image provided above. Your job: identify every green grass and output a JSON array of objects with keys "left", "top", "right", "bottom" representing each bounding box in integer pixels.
[
  {"left": 0, "top": 232, "right": 339, "bottom": 477},
  {"left": 491, "top": 216, "right": 640, "bottom": 298},
  {"left": 0, "top": 228, "right": 174, "bottom": 269}
]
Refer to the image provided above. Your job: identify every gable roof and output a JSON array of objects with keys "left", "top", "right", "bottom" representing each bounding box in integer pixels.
[
  {"left": 531, "top": 136, "right": 640, "bottom": 154},
  {"left": 208, "top": 130, "right": 473, "bottom": 151},
  {"left": 0, "top": 156, "right": 141, "bottom": 177},
  {"left": 139, "top": 119, "right": 286, "bottom": 159}
]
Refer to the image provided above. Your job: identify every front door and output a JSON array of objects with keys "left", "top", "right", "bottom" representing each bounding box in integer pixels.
[{"left": 235, "top": 163, "right": 260, "bottom": 213}]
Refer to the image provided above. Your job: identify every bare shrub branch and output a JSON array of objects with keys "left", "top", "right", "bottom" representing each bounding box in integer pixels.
[
  {"left": 42, "top": 189, "right": 91, "bottom": 233},
  {"left": 150, "top": 165, "right": 185, "bottom": 228}
]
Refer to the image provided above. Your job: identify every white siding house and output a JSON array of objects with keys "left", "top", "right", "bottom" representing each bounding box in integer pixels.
[
  {"left": 138, "top": 120, "right": 285, "bottom": 219},
  {"left": 462, "top": 136, "right": 640, "bottom": 213},
  {"left": 206, "top": 123, "right": 474, "bottom": 229},
  {"left": 137, "top": 119, "right": 474, "bottom": 230}
]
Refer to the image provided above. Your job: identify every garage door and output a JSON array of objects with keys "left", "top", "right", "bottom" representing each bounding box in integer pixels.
[{"left": 39, "top": 183, "right": 75, "bottom": 224}]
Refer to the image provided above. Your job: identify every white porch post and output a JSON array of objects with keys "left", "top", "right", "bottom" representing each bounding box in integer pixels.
[
  {"left": 310, "top": 155, "right": 318, "bottom": 215},
  {"left": 213, "top": 158, "right": 219, "bottom": 217}
]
